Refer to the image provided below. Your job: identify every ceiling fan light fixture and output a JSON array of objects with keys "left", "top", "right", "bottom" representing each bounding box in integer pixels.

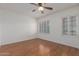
[{"left": 38, "top": 6, "right": 44, "bottom": 11}]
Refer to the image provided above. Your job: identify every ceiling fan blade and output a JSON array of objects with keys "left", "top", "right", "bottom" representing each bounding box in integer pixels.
[
  {"left": 30, "top": 3, "right": 38, "bottom": 6},
  {"left": 32, "top": 9, "right": 36, "bottom": 12},
  {"left": 44, "top": 7, "right": 53, "bottom": 10}
]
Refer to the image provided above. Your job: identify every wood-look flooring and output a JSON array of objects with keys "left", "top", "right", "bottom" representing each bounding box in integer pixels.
[{"left": 0, "top": 38, "right": 79, "bottom": 56}]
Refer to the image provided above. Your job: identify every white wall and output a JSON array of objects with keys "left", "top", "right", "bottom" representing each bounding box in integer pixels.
[
  {"left": 0, "top": 9, "right": 37, "bottom": 45},
  {"left": 0, "top": 23, "right": 2, "bottom": 44},
  {"left": 37, "top": 6, "right": 79, "bottom": 48}
]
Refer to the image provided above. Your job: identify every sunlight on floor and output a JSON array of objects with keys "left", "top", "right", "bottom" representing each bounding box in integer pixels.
[{"left": 39, "top": 44, "right": 50, "bottom": 55}]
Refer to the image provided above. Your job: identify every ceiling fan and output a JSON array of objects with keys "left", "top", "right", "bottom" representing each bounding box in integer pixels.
[{"left": 30, "top": 3, "right": 53, "bottom": 14}]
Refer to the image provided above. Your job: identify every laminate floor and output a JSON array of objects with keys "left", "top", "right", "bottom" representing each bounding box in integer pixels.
[{"left": 0, "top": 38, "right": 79, "bottom": 56}]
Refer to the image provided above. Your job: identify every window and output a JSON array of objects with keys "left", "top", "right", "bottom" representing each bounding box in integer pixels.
[
  {"left": 62, "top": 16, "right": 77, "bottom": 36},
  {"left": 38, "top": 20, "right": 50, "bottom": 33}
]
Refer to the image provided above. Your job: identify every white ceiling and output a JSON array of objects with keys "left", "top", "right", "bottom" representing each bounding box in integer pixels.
[{"left": 0, "top": 3, "right": 78, "bottom": 18}]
